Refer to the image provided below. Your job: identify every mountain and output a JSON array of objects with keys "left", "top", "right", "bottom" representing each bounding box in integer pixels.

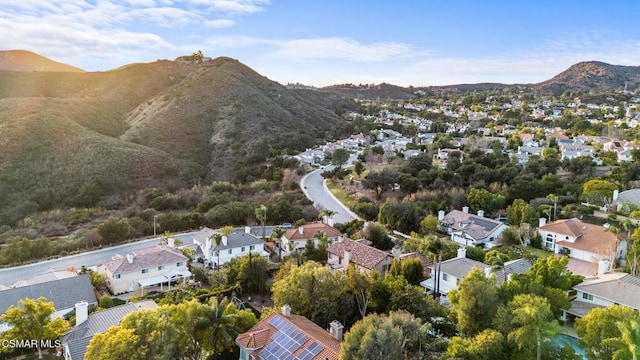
[
  {"left": 322, "top": 83, "right": 417, "bottom": 100},
  {"left": 0, "top": 50, "right": 85, "bottom": 72},
  {"left": 535, "top": 61, "right": 640, "bottom": 95},
  {"left": 0, "top": 55, "right": 352, "bottom": 224}
]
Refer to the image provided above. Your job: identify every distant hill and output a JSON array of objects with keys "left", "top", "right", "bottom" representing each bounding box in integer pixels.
[
  {"left": 322, "top": 83, "right": 417, "bottom": 100},
  {"left": 0, "top": 55, "right": 352, "bottom": 224},
  {"left": 535, "top": 61, "right": 640, "bottom": 95},
  {"left": 0, "top": 50, "right": 84, "bottom": 72}
]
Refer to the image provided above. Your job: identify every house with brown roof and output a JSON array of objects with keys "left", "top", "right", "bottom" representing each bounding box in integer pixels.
[
  {"left": 327, "top": 238, "right": 393, "bottom": 275},
  {"left": 235, "top": 305, "right": 342, "bottom": 360},
  {"left": 96, "top": 245, "right": 191, "bottom": 294},
  {"left": 538, "top": 218, "right": 626, "bottom": 275},
  {"left": 281, "top": 223, "right": 342, "bottom": 256}
]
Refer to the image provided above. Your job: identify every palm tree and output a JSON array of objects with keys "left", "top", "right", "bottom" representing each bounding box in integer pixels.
[
  {"left": 269, "top": 226, "right": 286, "bottom": 261},
  {"left": 318, "top": 208, "right": 337, "bottom": 224},
  {"left": 485, "top": 250, "right": 511, "bottom": 283},
  {"left": 603, "top": 319, "right": 640, "bottom": 360},
  {"left": 509, "top": 295, "right": 557, "bottom": 360},
  {"left": 211, "top": 233, "right": 223, "bottom": 270},
  {"left": 546, "top": 194, "right": 559, "bottom": 221},
  {"left": 197, "top": 297, "right": 240, "bottom": 360},
  {"left": 255, "top": 205, "right": 268, "bottom": 239}
]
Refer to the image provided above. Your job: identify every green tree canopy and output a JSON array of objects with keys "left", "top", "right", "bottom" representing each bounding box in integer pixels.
[
  {"left": 575, "top": 305, "right": 640, "bottom": 360},
  {"left": 448, "top": 266, "right": 501, "bottom": 337}
]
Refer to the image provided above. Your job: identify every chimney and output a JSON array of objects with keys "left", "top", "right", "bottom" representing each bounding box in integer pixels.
[
  {"left": 477, "top": 210, "right": 484, "bottom": 218},
  {"left": 597, "top": 259, "right": 609, "bottom": 275},
  {"left": 328, "top": 217, "right": 335, "bottom": 227},
  {"left": 126, "top": 253, "right": 134, "bottom": 264},
  {"left": 462, "top": 206, "right": 469, "bottom": 214},
  {"left": 222, "top": 235, "right": 228, "bottom": 246},
  {"left": 168, "top": 237, "right": 175, "bottom": 249},
  {"left": 438, "top": 210, "right": 445, "bottom": 221},
  {"left": 539, "top": 218, "right": 547, "bottom": 228},
  {"left": 344, "top": 248, "right": 351, "bottom": 265},
  {"left": 298, "top": 226, "right": 304, "bottom": 235},
  {"left": 75, "top": 301, "right": 88, "bottom": 326},
  {"left": 245, "top": 226, "right": 251, "bottom": 234},
  {"left": 613, "top": 189, "right": 619, "bottom": 201},
  {"left": 391, "top": 246, "right": 402, "bottom": 260},
  {"left": 457, "top": 247, "right": 466, "bottom": 259},
  {"left": 329, "top": 320, "right": 344, "bottom": 341},
  {"left": 281, "top": 304, "right": 291, "bottom": 317}
]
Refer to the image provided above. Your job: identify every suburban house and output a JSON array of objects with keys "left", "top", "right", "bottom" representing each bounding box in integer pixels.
[
  {"left": 439, "top": 208, "right": 507, "bottom": 249},
  {"left": 1, "top": 268, "right": 78, "bottom": 290},
  {"left": 420, "top": 248, "right": 492, "bottom": 301},
  {"left": 61, "top": 300, "right": 157, "bottom": 360},
  {"left": 96, "top": 245, "right": 191, "bottom": 294},
  {"left": 562, "top": 270, "right": 640, "bottom": 321},
  {"left": 537, "top": 218, "right": 625, "bottom": 275},
  {"left": 327, "top": 238, "right": 393, "bottom": 275},
  {"left": 281, "top": 223, "right": 342, "bottom": 256},
  {"left": 235, "top": 305, "right": 342, "bottom": 360},
  {"left": 420, "top": 248, "right": 531, "bottom": 301},
  {"left": 0, "top": 275, "right": 97, "bottom": 333},
  {"left": 191, "top": 227, "right": 268, "bottom": 269}
]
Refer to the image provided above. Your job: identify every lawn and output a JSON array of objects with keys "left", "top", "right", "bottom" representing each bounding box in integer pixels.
[{"left": 524, "top": 246, "right": 553, "bottom": 260}]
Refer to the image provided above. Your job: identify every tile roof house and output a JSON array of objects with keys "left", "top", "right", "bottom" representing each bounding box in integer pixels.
[
  {"left": 439, "top": 208, "right": 507, "bottom": 249},
  {"left": 0, "top": 275, "right": 97, "bottom": 333},
  {"left": 61, "top": 299, "right": 158, "bottom": 360},
  {"left": 327, "top": 239, "right": 393, "bottom": 275},
  {"left": 538, "top": 219, "right": 626, "bottom": 275},
  {"left": 191, "top": 227, "right": 268, "bottom": 269},
  {"left": 96, "top": 245, "right": 191, "bottom": 294},
  {"left": 282, "top": 223, "right": 342, "bottom": 256},
  {"left": 563, "top": 272, "right": 640, "bottom": 320},
  {"left": 235, "top": 305, "right": 342, "bottom": 360}
]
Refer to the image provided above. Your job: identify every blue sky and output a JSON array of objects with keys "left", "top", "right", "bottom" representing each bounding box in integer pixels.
[{"left": 1, "top": 0, "right": 640, "bottom": 87}]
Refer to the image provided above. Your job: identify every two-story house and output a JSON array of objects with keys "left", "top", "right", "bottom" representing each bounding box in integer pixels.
[
  {"left": 191, "top": 227, "right": 268, "bottom": 269},
  {"left": 327, "top": 238, "right": 393, "bottom": 275},
  {"left": 420, "top": 248, "right": 492, "bottom": 299},
  {"left": 235, "top": 305, "right": 342, "bottom": 360},
  {"left": 538, "top": 218, "right": 625, "bottom": 276},
  {"left": 281, "top": 223, "right": 342, "bottom": 256},
  {"left": 97, "top": 245, "right": 191, "bottom": 294},
  {"left": 439, "top": 208, "right": 507, "bottom": 249}
]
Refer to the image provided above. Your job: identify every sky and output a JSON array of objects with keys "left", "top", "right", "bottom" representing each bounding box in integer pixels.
[{"left": 1, "top": 0, "right": 640, "bottom": 87}]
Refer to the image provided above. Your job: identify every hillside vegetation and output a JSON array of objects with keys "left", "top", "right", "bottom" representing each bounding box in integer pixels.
[{"left": 0, "top": 54, "right": 353, "bottom": 225}]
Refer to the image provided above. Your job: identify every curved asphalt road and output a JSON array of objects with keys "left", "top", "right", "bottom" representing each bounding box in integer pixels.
[{"left": 300, "top": 161, "right": 360, "bottom": 225}]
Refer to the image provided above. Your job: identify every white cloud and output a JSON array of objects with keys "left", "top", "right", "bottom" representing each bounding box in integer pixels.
[
  {"left": 267, "top": 37, "right": 414, "bottom": 62},
  {"left": 194, "top": 0, "right": 270, "bottom": 14},
  {"left": 204, "top": 19, "right": 236, "bottom": 28}
]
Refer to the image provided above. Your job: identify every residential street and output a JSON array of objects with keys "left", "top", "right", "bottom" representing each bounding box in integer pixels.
[
  {"left": 300, "top": 162, "right": 360, "bottom": 225},
  {"left": 0, "top": 232, "right": 196, "bottom": 287}
]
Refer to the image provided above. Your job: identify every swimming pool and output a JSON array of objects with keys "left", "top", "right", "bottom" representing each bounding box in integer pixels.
[{"left": 555, "top": 333, "right": 587, "bottom": 359}]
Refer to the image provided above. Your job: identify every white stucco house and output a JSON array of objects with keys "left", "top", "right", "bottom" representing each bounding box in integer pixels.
[
  {"left": 281, "top": 222, "right": 342, "bottom": 256},
  {"left": 563, "top": 271, "right": 640, "bottom": 320},
  {"left": 439, "top": 208, "right": 507, "bottom": 249},
  {"left": 97, "top": 245, "right": 191, "bottom": 294},
  {"left": 191, "top": 227, "right": 268, "bottom": 268}
]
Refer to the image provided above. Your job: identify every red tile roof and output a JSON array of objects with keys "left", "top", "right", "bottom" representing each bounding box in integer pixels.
[
  {"left": 284, "top": 222, "right": 342, "bottom": 241},
  {"left": 540, "top": 219, "right": 619, "bottom": 254},
  {"left": 236, "top": 312, "right": 341, "bottom": 360},
  {"left": 327, "top": 238, "right": 391, "bottom": 270}
]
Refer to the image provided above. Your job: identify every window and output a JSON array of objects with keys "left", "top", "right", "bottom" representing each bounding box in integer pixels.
[
  {"left": 442, "top": 273, "right": 448, "bottom": 281},
  {"left": 158, "top": 265, "right": 165, "bottom": 271},
  {"left": 114, "top": 274, "right": 121, "bottom": 279},
  {"left": 142, "top": 268, "right": 149, "bottom": 274},
  {"left": 241, "top": 246, "right": 246, "bottom": 252},
  {"left": 176, "top": 262, "right": 184, "bottom": 267},
  {"left": 582, "top": 293, "right": 594, "bottom": 301},
  {"left": 545, "top": 234, "right": 554, "bottom": 249},
  {"left": 250, "top": 245, "right": 255, "bottom": 251},
  {"left": 228, "top": 249, "right": 232, "bottom": 254}
]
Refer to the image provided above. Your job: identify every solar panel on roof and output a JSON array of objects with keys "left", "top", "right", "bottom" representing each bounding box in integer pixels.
[
  {"left": 469, "top": 216, "right": 499, "bottom": 231},
  {"left": 306, "top": 341, "right": 324, "bottom": 356}
]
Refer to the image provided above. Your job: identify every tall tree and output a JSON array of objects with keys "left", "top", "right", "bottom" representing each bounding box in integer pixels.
[
  {"left": 603, "top": 319, "right": 640, "bottom": 360},
  {"left": 211, "top": 233, "right": 223, "bottom": 269},
  {"left": 197, "top": 298, "right": 240, "bottom": 360},
  {"left": 485, "top": 250, "right": 511, "bottom": 283},
  {"left": 346, "top": 265, "right": 372, "bottom": 319},
  {"left": 507, "top": 294, "right": 557, "bottom": 360},
  {"left": 269, "top": 226, "right": 286, "bottom": 261},
  {"left": 331, "top": 148, "right": 350, "bottom": 168},
  {"left": 255, "top": 205, "right": 268, "bottom": 239},
  {"left": 0, "top": 297, "right": 70, "bottom": 359},
  {"left": 576, "top": 305, "right": 640, "bottom": 360},
  {"left": 448, "top": 267, "right": 501, "bottom": 337}
]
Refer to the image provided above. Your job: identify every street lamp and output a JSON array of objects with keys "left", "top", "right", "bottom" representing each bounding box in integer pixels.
[{"left": 153, "top": 215, "right": 158, "bottom": 238}]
